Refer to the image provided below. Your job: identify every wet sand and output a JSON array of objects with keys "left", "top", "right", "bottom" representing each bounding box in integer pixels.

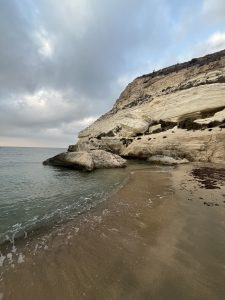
[{"left": 1, "top": 164, "right": 225, "bottom": 299}]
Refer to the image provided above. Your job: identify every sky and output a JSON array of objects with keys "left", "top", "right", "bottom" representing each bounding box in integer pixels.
[{"left": 0, "top": 0, "right": 225, "bottom": 148}]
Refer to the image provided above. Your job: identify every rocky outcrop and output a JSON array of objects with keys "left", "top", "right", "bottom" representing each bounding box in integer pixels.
[
  {"left": 147, "top": 155, "right": 189, "bottom": 165},
  {"left": 43, "top": 151, "right": 94, "bottom": 171},
  {"left": 44, "top": 49, "right": 225, "bottom": 168},
  {"left": 74, "top": 49, "right": 225, "bottom": 164},
  {"left": 43, "top": 150, "right": 126, "bottom": 171}
]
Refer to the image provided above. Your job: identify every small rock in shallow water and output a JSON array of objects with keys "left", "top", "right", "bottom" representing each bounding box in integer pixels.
[
  {"left": 148, "top": 155, "right": 189, "bottom": 165},
  {"left": 17, "top": 253, "right": 25, "bottom": 264}
]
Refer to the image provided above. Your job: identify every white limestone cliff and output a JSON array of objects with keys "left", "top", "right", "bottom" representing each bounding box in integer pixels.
[{"left": 44, "top": 49, "right": 225, "bottom": 169}]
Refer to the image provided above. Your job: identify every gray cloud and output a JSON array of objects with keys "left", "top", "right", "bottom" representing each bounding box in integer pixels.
[
  {"left": 203, "top": 0, "right": 225, "bottom": 21},
  {"left": 0, "top": 0, "right": 225, "bottom": 147},
  {"left": 34, "top": 0, "right": 176, "bottom": 98}
]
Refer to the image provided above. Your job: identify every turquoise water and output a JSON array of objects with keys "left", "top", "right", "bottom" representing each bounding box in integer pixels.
[{"left": 0, "top": 147, "right": 128, "bottom": 244}]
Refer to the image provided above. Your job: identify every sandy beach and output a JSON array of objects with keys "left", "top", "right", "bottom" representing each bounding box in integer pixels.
[
  {"left": 1, "top": 2, "right": 225, "bottom": 300},
  {"left": 1, "top": 164, "right": 225, "bottom": 300}
]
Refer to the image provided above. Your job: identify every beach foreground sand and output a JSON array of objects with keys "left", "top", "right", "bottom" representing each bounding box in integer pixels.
[{"left": 1, "top": 164, "right": 225, "bottom": 300}]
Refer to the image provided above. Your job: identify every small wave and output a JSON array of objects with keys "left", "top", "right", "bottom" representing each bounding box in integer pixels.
[{"left": 0, "top": 149, "right": 130, "bottom": 250}]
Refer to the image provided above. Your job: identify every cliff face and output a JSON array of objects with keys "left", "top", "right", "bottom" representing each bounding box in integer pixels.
[
  {"left": 73, "top": 49, "right": 225, "bottom": 164},
  {"left": 44, "top": 50, "right": 225, "bottom": 169}
]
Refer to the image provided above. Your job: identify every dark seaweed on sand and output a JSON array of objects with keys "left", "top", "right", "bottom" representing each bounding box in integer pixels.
[{"left": 191, "top": 167, "right": 225, "bottom": 189}]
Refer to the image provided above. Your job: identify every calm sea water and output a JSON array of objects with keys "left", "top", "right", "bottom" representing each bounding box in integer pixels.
[{"left": 0, "top": 147, "right": 128, "bottom": 244}]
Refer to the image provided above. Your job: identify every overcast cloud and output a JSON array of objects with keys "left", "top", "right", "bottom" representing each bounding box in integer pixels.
[{"left": 0, "top": 0, "right": 225, "bottom": 147}]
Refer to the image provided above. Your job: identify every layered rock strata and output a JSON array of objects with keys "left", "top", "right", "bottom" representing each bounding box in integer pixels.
[{"left": 44, "top": 50, "right": 225, "bottom": 169}]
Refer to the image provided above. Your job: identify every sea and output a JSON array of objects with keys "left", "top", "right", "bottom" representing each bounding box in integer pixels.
[
  {"left": 1, "top": 147, "right": 225, "bottom": 299},
  {"left": 0, "top": 147, "right": 129, "bottom": 245}
]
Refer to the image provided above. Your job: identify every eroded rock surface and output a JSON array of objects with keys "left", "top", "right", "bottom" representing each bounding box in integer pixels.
[
  {"left": 76, "top": 50, "right": 225, "bottom": 164},
  {"left": 43, "top": 151, "right": 94, "bottom": 171},
  {"left": 44, "top": 50, "right": 225, "bottom": 168},
  {"left": 43, "top": 150, "right": 126, "bottom": 171}
]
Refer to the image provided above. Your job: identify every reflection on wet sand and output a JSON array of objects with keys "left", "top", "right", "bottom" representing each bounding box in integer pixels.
[{"left": 1, "top": 164, "right": 225, "bottom": 300}]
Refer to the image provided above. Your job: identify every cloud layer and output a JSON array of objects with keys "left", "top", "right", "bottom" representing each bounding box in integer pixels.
[{"left": 0, "top": 0, "right": 225, "bottom": 147}]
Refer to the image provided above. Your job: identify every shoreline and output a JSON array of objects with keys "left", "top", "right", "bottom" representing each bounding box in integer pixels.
[
  {"left": 0, "top": 168, "right": 129, "bottom": 249},
  {"left": 1, "top": 163, "right": 225, "bottom": 299},
  {"left": 0, "top": 162, "right": 164, "bottom": 249}
]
